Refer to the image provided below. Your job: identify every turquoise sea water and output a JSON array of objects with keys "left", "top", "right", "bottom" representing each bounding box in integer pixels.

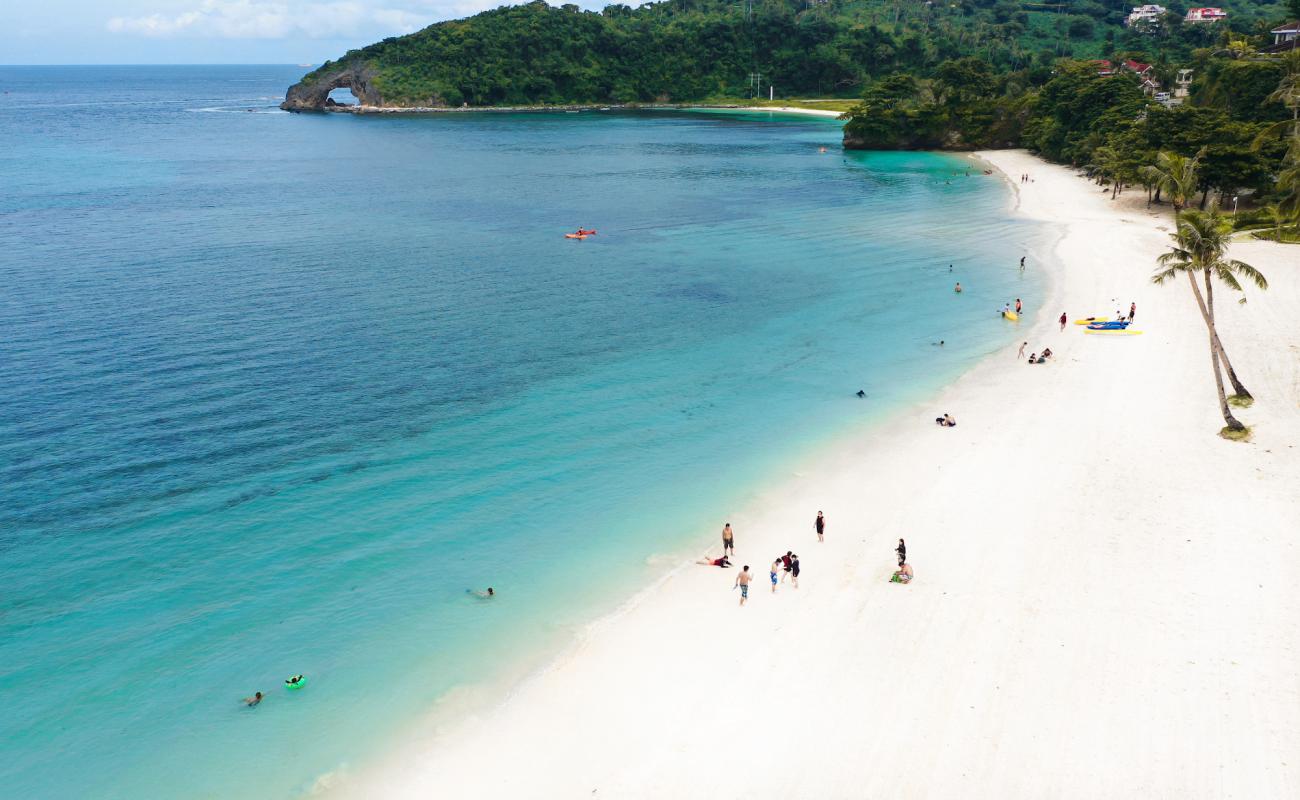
[{"left": 0, "top": 66, "right": 1045, "bottom": 798}]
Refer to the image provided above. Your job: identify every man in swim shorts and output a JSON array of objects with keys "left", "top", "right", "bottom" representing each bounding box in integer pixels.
[
  {"left": 722, "top": 523, "right": 734, "bottom": 557},
  {"left": 790, "top": 554, "right": 800, "bottom": 588},
  {"left": 734, "top": 566, "right": 751, "bottom": 606},
  {"left": 771, "top": 559, "right": 781, "bottom": 593}
]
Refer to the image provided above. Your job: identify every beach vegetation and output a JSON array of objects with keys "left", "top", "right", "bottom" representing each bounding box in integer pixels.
[
  {"left": 1218, "top": 424, "right": 1253, "bottom": 441},
  {"left": 1154, "top": 206, "right": 1267, "bottom": 432}
]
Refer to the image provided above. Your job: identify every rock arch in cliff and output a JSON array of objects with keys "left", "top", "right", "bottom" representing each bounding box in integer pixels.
[{"left": 281, "top": 64, "right": 383, "bottom": 111}]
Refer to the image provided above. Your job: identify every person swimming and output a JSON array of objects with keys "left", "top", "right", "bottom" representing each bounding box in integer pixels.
[
  {"left": 285, "top": 675, "right": 304, "bottom": 686},
  {"left": 243, "top": 691, "right": 264, "bottom": 707},
  {"left": 856, "top": 389, "right": 866, "bottom": 398},
  {"left": 470, "top": 587, "right": 495, "bottom": 599},
  {"left": 954, "top": 282, "right": 962, "bottom": 293}
]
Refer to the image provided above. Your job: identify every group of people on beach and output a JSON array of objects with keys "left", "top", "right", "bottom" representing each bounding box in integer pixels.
[
  {"left": 705, "top": 511, "right": 911, "bottom": 606},
  {"left": 1017, "top": 340, "right": 1054, "bottom": 364}
]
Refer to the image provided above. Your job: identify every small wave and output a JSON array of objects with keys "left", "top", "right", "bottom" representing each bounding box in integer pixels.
[{"left": 187, "top": 106, "right": 282, "bottom": 114}]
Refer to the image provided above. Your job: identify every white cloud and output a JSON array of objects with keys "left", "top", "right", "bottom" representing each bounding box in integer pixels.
[{"left": 106, "top": 0, "right": 439, "bottom": 40}]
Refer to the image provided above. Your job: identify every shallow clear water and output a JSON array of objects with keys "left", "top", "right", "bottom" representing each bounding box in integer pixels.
[{"left": 0, "top": 66, "right": 1045, "bottom": 798}]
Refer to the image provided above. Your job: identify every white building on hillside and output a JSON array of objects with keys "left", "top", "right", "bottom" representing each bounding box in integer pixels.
[{"left": 1125, "top": 5, "right": 1166, "bottom": 28}]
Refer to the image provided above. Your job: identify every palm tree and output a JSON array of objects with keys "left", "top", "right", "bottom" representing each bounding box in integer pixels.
[
  {"left": 1154, "top": 208, "right": 1268, "bottom": 432},
  {"left": 1262, "top": 203, "right": 1298, "bottom": 242},
  {"left": 1141, "top": 149, "right": 1203, "bottom": 215},
  {"left": 1141, "top": 150, "right": 1254, "bottom": 397}
]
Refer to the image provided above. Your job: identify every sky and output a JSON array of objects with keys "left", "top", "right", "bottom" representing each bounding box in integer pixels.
[{"left": 4, "top": 1, "right": 603, "bottom": 64}]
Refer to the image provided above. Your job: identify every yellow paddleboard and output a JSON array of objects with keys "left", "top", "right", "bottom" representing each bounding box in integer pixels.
[
  {"left": 1084, "top": 329, "right": 1143, "bottom": 335},
  {"left": 1073, "top": 317, "right": 1109, "bottom": 325},
  {"left": 1002, "top": 310, "right": 1019, "bottom": 321}
]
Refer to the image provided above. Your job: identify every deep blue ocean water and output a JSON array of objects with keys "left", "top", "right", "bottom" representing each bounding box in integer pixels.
[{"left": 0, "top": 65, "right": 1044, "bottom": 798}]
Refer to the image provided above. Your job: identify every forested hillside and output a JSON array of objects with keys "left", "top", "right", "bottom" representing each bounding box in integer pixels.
[{"left": 291, "top": 0, "right": 1293, "bottom": 107}]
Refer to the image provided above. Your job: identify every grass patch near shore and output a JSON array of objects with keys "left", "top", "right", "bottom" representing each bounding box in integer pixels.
[
  {"left": 704, "top": 97, "right": 857, "bottom": 113},
  {"left": 1227, "top": 394, "right": 1254, "bottom": 408},
  {"left": 1219, "top": 425, "right": 1253, "bottom": 441},
  {"left": 754, "top": 99, "right": 857, "bottom": 113}
]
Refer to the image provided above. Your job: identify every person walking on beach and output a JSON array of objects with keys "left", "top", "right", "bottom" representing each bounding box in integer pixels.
[
  {"left": 896, "top": 538, "right": 906, "bottom": 566},
  {"left": 722, "top": 523, "right": 735, "bottom": 557},
  {"left": 790, "top": 554, "right": 800, "bottom": 588},
  {"left": 780, "top": 551, "right": 794, "bottom": 583},
  {"left": 1059, "top": 312, "right": 1068, "bottom": 331},
  {"left": 770, "top": 559, "right": 781, "bottom": 594},
  {"left": 1129, "top": 302, "right": 1136, "bottom": 323},
  {"left": 734, "top": 566, "right": 751, "bottom": 606},
  {"left": 814, "top": 511, "right": 825, "bottom": 543},
  {"left": 1017, "top": 341, "right": 1027, "bottom": 360}
]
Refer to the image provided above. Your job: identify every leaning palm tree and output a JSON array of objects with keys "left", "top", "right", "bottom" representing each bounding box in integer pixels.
[
  {"left": 1141, "top": 150, "right": 1253, "bottom": 397},
  {"left": 1154, "top": 208, "right": 1268, "bottom": 432}
]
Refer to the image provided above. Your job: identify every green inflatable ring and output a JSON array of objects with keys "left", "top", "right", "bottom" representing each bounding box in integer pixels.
[{"left": 285, "top": 676, "right": 307, "bottom": 690}]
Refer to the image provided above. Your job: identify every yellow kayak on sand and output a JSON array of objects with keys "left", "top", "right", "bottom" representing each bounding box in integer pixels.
[
  {"left": 1085, "top": 329, "right": 1143, "bottom": 336},
  {"left": 1073, "top": 316, "right": 1109, "bottom": 325},
  {"left": 1002, "top": 310, "right": 1019, "bottom": 321}
]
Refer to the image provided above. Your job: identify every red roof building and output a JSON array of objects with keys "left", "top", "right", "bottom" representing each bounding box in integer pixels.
[{"left": 1184, "top": 7, "right": 1227, "bottom": 22}]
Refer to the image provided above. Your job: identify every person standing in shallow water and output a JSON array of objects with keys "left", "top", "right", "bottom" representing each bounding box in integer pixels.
[
  {"left": 722, "top": 523, "right": 734, "bottom": 557},
  {"left": 814, "top": 511, "right": 825, "bottom": 543}
]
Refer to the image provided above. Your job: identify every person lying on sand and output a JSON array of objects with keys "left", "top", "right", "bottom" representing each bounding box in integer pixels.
[
  {"left": 1041, "top": 348, "right": 1053, "bottom": 359},
  {"left": 935, "top": 414, "right": 956, "bottom": 427},
  {"left": 891, "top": 562, "right": 914, "bottom": 584},
  {"left": 697, "top": 555, "right": 732, "bottom": 568}
]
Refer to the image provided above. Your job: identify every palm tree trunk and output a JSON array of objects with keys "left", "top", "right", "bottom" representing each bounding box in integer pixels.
[
  {"left": 1186, "top": 272, "right": 1244, "bottom": 430},
  {"left": 1202, "top": 269, "right": 1252, "bottom": 399}
]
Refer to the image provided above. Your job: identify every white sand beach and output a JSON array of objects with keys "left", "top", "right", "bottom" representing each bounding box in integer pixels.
[{"left": 341, "top": 150, "right": 1300, "bottom": 799}]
